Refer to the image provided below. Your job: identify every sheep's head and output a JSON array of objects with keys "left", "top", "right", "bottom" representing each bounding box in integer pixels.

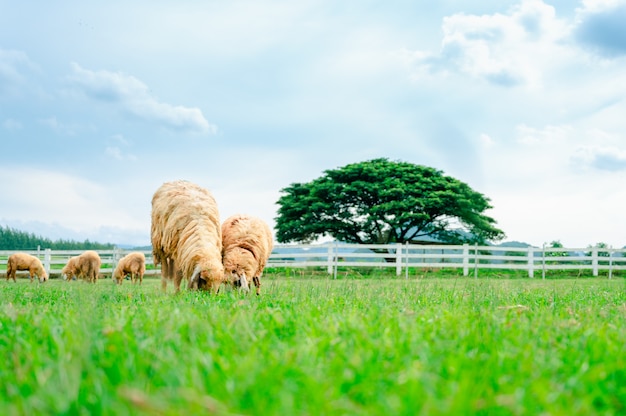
[
  {"left": 61, "top": 258, "right": 76, "bottom": 280},
  {"left": 223, "top": 249, "right": 256, "bottom": 292},
  {"left": 39, "top": 270, "right": 49, "bottom": 283},
  {"left": 224, "top": 266, "right": 251, "bottom": 292},
  {"left": 189, "top": 260, "right": 225, "bottom": 293}
]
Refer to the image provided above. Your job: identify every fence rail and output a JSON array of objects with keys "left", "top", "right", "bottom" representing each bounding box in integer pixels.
[{"left": 1, "top": 243, "right": 625, "bottom": 279}]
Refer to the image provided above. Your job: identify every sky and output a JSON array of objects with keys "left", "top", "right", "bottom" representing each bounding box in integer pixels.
[{"left": 1, "top": 0, "right": 626, "bottom": 249}]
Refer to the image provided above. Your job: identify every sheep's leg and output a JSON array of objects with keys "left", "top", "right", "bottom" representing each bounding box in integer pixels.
[
  {"left": 161, "top": 262, "right": 169, "bottom": 292},
  {"left": 171, "top": 261, "right": 182, "bottom": 293},
  {"left": 173, "top": 270, "right": 183, "bottom": 293},
  {"left": 253, "top": 276, "right": 261, "bottom": 296}
]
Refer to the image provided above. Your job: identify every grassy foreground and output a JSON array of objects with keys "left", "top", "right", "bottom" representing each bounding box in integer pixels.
[{"left": 1, "top": 276, "right": 626, "bottom": 415}]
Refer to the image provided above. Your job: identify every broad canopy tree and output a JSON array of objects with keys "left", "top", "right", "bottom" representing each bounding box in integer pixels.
[{"left": 275, "top": 158, "right": 505, "bottom": 246}]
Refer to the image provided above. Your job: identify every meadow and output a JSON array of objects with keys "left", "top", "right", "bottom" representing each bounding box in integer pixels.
[{"left": 1, "top": 274, "right": 625, "bottom": 415}]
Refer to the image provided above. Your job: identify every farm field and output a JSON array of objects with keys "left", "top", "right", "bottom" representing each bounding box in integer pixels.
[{"left": 1, "top": 275, "right": 626, "bottom": 415}]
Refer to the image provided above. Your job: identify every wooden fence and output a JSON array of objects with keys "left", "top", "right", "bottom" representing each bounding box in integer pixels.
[{"left": 1, "top": 243, "right": 625, "bottom": 279}]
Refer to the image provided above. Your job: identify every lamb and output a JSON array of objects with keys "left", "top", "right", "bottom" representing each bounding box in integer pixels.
[
  {"left": 221, "top": 214, "right": 273, "bottom": 296},
  {"left": 5, "top": 253, "right": 48, "bottom": 283},
  {"left": 151, "top": 180, "right": 225, "bottom": 293},
  {"left": 61, "top": 250, "right": 102, "bottom": 283},
  {"left": 112, "top": 252, "right": 146, "bottom": 285}
]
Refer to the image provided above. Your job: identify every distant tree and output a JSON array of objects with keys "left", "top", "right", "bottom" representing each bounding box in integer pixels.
[
  {"left": 543, "top": 240, "right": 568, "bottom": 266},
  {"left": 275, "top": 158, "right": 505, "bottom": 246},
  {"left": 545, "top": 240, "right": 567, "bottom": 256},
  {"left": 0, "top": 226, "right": 114, "bottom": 250},
  {"left": 586, "top": 242, "right": 610, "bottom": 257},
  {"left": 586, "top": 242, "right": 611, "bottom": 265}
]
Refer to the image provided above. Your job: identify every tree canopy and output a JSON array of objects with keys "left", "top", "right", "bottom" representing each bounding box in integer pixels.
[
  {"left": 0, "top": 225, "right": 115, "bottom": 250},
  {"left": 275, "top": 158, "right": 505, "bottom": 245}
]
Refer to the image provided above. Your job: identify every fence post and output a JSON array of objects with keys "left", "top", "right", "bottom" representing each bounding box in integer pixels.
[
  {"left": 44, "top": 248, "right": 52, "bottom": 275},
  {"left": 327, "top": 243, "right": 333, "bottom": 275},
  {"left": 395, "top": 243, "right": 402, "bottom": 276},
  {"left": 528, "top": 247, "right": 534, "bottom": 278},
  {"left": 474, "top": 244, "right": 478, "bottom": 279},
  {"left": 592, "top": 247, "right": 598, "bottom": 277},
  {"left": 609, "top": 248, "right": 613, "bottom": 279},
  {"left": 542, "top": 243, "right": 546, "bottom": 280},
  {"left": 462, "top": 244, "right": 469, "bottom": 277},
  {"left": 333, "top": 241, "right": 338, "bottom": 280},
  {"left": 405, "top": 242, "right": 409, "bottom": 279}
]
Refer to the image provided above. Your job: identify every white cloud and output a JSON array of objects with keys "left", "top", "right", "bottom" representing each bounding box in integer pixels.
[
  {"left": 105, "top": 134, "right": 137, "bottom": 161},
  {"left": 410, "top": 0, "right": 569, "bottom": 87},
  {"left": 2, "top": 118, "right": 22, "bottom": 130},
  {"left": 0, "top": 49, "right": 33, "bottom": 83},
  {"left": 0, "top": 167, "right": 147, "bottom": 239},
  {"left": 68, "top": 63, "right": 216, "bottom": 134},
  {"left": 479, "top": 133, "right": 496, "bottom": 148},
  {"left": 105, "top": 147, "right": 137, "bottom": 162},
  {"left": 571, "top": 146, "right": 626, "bottom": 172},
  {"left": 38, "top": 116, "right": 86, "bottom": 136},
  {"left": 515, "top": 124, "right": 572, "bottom": 145},
  {"left": 573, "top": 0, "right": 626, "bottom": 58},
  {"left": 0, "top": 48, "right": 41, "bottom": 97}
]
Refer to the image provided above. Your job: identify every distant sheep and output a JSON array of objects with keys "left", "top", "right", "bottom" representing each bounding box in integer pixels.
[
  {"left": 151, "top": 180, "right": 225, "bottom": 293},
  {"left": 222, "top": 214, "right": 273, "bottom": 295},
  {"left": 61, "top": 250, "right": 101, "bottom": 283},
  {"left": 6, "top": 253, "right": 48, "bottom": 283},
  {"left": 112, "top": 252, "right": 146, "bottom": 285}
]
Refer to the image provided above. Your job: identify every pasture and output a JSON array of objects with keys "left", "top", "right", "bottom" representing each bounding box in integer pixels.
[{"left": 1, "top": 275, "right": 625, "bottom": 415}]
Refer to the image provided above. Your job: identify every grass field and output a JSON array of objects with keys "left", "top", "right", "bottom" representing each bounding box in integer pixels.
[{"left": 1, "top": 274, "right": 626, "bottom": 415}]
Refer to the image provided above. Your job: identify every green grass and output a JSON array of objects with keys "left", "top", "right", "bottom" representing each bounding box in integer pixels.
[{"left": 1, "top": 275, "right": 626, "bottom": 415}]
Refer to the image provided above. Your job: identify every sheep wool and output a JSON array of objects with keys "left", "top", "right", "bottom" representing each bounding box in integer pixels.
[
  {"left": 222, "top": 214, "right": 273, "bottom": 295},
  {"left": 6, "top": 252, "right": 48, "bottom": 283},
  {"left": 112, "top": 252, "right": 146, "bottom": 285},
  {"left": 62, "top": 250, "right": 101, "bottom": 283},
  {"left": 151, "top": 180, "right": 224, "bottom": 293}
]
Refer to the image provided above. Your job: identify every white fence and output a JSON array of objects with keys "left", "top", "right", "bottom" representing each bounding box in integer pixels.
[{"left": 1, "top": 243, "right": 625, "bottom": 279}]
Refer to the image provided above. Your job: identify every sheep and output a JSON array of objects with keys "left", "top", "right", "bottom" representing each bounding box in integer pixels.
[
  {"left": 221, "top": 214, "right": 273, "bottom": 296},
  {"left": 5, "top": 253, "right": 48, "bottom": 283},
  {"left": 112, "top": 252, "right": 146, "bottom": 285},
  {"left": 61, "top": 250, "right": 102, "bottom": 283},
  {"left": 151, "top": 180, "right": 225, "bottom": 293}
]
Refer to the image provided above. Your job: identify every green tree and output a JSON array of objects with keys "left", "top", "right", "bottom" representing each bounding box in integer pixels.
[
  {"left": 275, "top": 158, "right": 505, "bottom": 245},
  {"left": 586, "top": 242, "right": 611, "bottom": 266},
  {"left": 544, "top": 240, "right": 568, "bottom": 265},
  {"left": 0, "top": 225, "right": 114, "bottom": 250}
]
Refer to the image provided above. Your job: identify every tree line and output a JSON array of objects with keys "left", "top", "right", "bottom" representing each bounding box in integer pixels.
[{"left": 0, "top": 226, "right": 114, "bottom": 250}]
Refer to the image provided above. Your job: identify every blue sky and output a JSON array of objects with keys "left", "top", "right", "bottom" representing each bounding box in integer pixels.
[{"left": 2, "top": 0, "right": 626, "bottom": 248}]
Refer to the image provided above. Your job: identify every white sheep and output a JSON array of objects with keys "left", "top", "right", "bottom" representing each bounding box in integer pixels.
[
  {"left": 222, "top": 214, "right": 273, "bottom": 295},
  {"left": 61, "top": 250, "right": 101, "bottom": 283},
  {"left": 5, "top": 252, "right": 48, "bottom": 283},
  {"left": 112, "top": 252, "right": 146, "bottom": 285},
  {"left": 151, "top": 180, "right": 225, "bottom": 293}
]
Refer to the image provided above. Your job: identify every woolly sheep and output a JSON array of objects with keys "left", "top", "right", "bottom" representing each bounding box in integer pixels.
[
  {"left": 5, "top": 252, "right": 48, "bottom": 283},
  {"left": 112, "top": 252, "right": 146, "bottom": 285},
  {"left": 61, "top": 250, "right": 101, "bottom": 283},
  {"left": 222, "top": 214, "right": 273, "bottom": 296},
  {"left": 151, "top": 180, "right": 225, "bottom": 293}
]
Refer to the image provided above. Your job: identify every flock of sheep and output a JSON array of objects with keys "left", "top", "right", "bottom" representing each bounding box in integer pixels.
[{"left": 4, "top": 180, "right": 274, "bottom": 295}]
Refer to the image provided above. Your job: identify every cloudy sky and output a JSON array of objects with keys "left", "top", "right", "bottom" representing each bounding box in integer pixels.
[{"left": 1, "top": 0, "right": 626, "bottom": 248}]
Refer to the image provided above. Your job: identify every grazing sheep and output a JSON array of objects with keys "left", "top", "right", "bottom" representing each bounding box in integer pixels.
[
  {"left": 112, "top": 252, "right": 146, "bottom": 285},
  {"left": 5, "top": 253, "right": 48, "bottom": 283},
  {"left": 222, "top": 214, "right": 273, "bottom": 296},
  {"left": 61, "top": 250, "right": 101, "bottom": 283},
  {"left": 151, "top": 180, "right": 225, "bottom": 293}
]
